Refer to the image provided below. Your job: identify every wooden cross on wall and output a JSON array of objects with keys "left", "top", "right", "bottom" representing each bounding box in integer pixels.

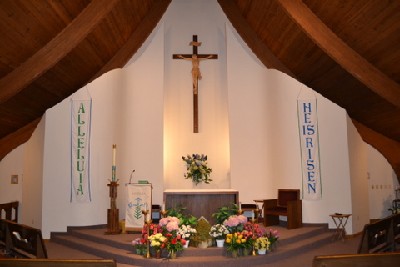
[{"left": 173, "top": 35, "right": 218, "bottom": 133}]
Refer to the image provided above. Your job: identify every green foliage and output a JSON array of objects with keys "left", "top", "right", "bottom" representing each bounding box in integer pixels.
[
  {"left": 212, "top": 203, "right": 239, "bottom": 224},
  {"left": 167, "top": 205, "right": 198, "bottom": 226}
]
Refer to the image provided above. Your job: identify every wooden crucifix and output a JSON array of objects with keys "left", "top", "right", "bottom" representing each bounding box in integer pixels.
[{"left": 173, "top": 35, "right": 218, "bottom": 133}]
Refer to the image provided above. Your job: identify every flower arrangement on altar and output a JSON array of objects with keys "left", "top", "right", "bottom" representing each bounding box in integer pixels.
[
  {"left": 209, "top": 224, "right": 230, "bottom": 240},
  {"left": 182, "top": 154, "right": 212, "bottom": 185},
  {"left": 178, "top": 224, "right": 197, "bottom": 240}
]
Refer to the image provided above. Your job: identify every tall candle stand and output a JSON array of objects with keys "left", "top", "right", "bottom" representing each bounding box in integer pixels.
[
  {"left": 251, "top": 209, "right": 260, "bottom": 256},
  {"left": 106, "top": 181, "right": 121, "bottom": 234},
  {"left": 142, "top": 209, "right": 151, "bottom": 259}
]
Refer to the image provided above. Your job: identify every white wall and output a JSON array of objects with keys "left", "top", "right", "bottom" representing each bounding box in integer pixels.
[
  {"left": 0, "top": 146, "right": 24, "bottom": 205},
  {"left": 22, "top": 117, "right": 45, "bottom": 229},
  {"left": 368, "top": 145, "right": 399, "bottom": 219},
  {"left": 163, "top": 0, "right": 231, "bottom": 189},
  {"left": 347, "top": 117, "right": 369, "bottom": 234}
]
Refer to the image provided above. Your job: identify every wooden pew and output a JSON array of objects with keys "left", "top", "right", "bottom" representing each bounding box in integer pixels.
[
  {"left": 0, "top": 259, "right": 116, "bottom": 267},
  {"left": 0, "top": 201, "right": 18, "bottom": 223},
  {"left": 392, "top": 213, "right": 400, "bottom": 250},
  {"left": 312, "top": 252, "right": 400, "bottom": 267},
  {"left": 357, "top": 215, "right": 394, "bottom": 253},
  {"left": 1, "top": 220, "right": 47, "bottom": 259},
  {"left": 0, "top": 219, "right": 12, "bottom": 256},
  {"left": 263, "top": 189, "right": 302, "bottom": 229}
]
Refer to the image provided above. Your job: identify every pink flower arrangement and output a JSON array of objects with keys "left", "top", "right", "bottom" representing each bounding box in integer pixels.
[
  {"left": 159, "top": 216, "right": 180, "bottom": 233},
  {"left": 223, "top": 215, "right": 247, "bottom": 227},
  {"left": 244, "top": 222, "right": 266, "bottom": 238}
]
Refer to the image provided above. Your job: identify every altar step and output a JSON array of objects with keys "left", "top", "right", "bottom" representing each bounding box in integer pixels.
[{"left": 49, "top": 224, "right": 334, "bottom": 266}]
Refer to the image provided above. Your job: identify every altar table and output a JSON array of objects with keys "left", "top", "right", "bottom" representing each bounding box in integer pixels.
[{"left": 164, "top": 189, "right": 239, "bottom": 224}]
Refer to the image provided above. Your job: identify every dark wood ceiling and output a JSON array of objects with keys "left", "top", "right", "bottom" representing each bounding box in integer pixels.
[{"left": 0, "top": 0, "right": 399, "bottom": 180}]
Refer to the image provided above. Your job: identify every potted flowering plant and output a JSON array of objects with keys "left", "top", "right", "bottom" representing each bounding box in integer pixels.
[
  {"left": 132, "top": 237, "right": 146, "bottom": 255},
  {"left": 165, "top": 233, "right": 185, "bottom": 258},
  {"left": 254, "top": 236, "right": 270, "bottom": 254},
  {"left": 178, "top": 224, "right": 197, "bottom": 247},
  {"left": 159, "top": 216, "right": 184, "bottom": 258},
  {"left": 182, "top": 154, "right": 212, "bottom": 185},
  {"left": 209, "top": 224, "right": 229, "bottom": 247},
  {"left": 225, "top": 232, "right": 247, "bottom": 257},
  {"left": 244, "top": 221, "right": 266, "bottom": 238},
  {"left": 266, "top": 228, "right": 279, "bottom": 250},
  {"left": 148, "top": 233, "right": 167, "bottom": 258},
  {"left": 223, "top": 214, "right": 248, "bottom": 233}
]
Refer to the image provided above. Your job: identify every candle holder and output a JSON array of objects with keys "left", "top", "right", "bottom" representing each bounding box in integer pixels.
[
  {"left": 142, "top": 209, "right": 151, "bottom": 259},
  {"left": 251, "top": 216, "right": 257, "bottom": 256},
  {"left": 160, "top": 210, "right": 168, "bottom": 218},
  {"left": 105, "top": 181, "right": 121, "bottom": 234}
]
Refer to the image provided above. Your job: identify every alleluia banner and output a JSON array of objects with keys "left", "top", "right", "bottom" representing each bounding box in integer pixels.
[
  {"left": 71, "top": 99, "right": 92, "bottom": 202},
  {"left": 297, "top": 89, "right": 322, "bottom": 200}
]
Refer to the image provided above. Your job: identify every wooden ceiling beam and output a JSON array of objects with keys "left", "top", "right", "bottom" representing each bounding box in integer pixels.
[
  {"left": 91, "top": 0, "right": 172, "bottom": 81},
  {"left": 0, "top": 0, "right": 119, "bottom": 104},
  {"left": 217, "top": 0, "right": 293, "bottom": 77},
  {"left": 276, "top": 0, "right": 400, "bottom": 109},
  {"left": 352, "top": 119, "right": 400, "bottom": 183},
  {"left": 0, "top": 117, "right": 41, "bottom": 161}
]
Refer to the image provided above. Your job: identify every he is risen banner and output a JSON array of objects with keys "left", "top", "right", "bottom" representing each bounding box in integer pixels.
[
  {"left": 297, "top": 90, "right": 322, "bottom": 200},
  {"left": 71, "top": 98, "right": 92, "bottom": 203}
]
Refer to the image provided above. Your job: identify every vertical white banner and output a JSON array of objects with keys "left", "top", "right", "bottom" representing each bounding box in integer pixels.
[
  {"left": 71, "top": 99, "right": 92, "bottom": 203},
  {"left": 297, "top": 90, "right": 322, "bottom": 200},
  {"left": 126, "top": 184, "right": 152, "bottom": 229}
]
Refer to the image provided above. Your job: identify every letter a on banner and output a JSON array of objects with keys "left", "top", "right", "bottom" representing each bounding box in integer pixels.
[
  {"left": 71, "top": 90, "right": 92, "bottom": 203},
  {"left": 297, "top": 87, "right": 322, "bottom": 200}
]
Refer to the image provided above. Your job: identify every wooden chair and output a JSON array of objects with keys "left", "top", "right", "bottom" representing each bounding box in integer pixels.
[
  {"left": 263, "top": 189, "right": 302, "bottom": 229},
  {"left": 0, "top": 202, "right": 19, "bottom": 223},
  {"left": 240, "top": 203, "right": 260, "bottom": 221},
  {"left": 151, "top": 204, "right": 161, "bottom": 223}
]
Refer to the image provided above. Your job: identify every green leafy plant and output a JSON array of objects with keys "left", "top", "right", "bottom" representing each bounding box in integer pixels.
[
  {"left": 166, "top": 206, "right": 198, "bottom": 226},
  {"left": 212, "top": 203, "right": 239, "bottom": 224}
]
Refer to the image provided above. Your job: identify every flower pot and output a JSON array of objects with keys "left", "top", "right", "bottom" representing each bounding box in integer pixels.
[
  {"left": 197, "top": 240, "right": 208, "bottom": 249},
  {"left": 257, "top": 248, "right": 267, "bottom": 255},
  {"left": 230, "top": 249, "right": 239, "bottom": 258},
  {"left": 216, "top": 239, "right": 225, "bottom": 248},
  {"left": 169, "top": 250, "right": 177, "bottom": 259},
  {"left": 183, "top": 240, "right": 190, "bottom": 248}
]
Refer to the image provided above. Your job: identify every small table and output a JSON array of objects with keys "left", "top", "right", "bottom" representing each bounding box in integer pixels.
[{"left": 330, "top": 213, "right": 351, "bottom": 241}]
